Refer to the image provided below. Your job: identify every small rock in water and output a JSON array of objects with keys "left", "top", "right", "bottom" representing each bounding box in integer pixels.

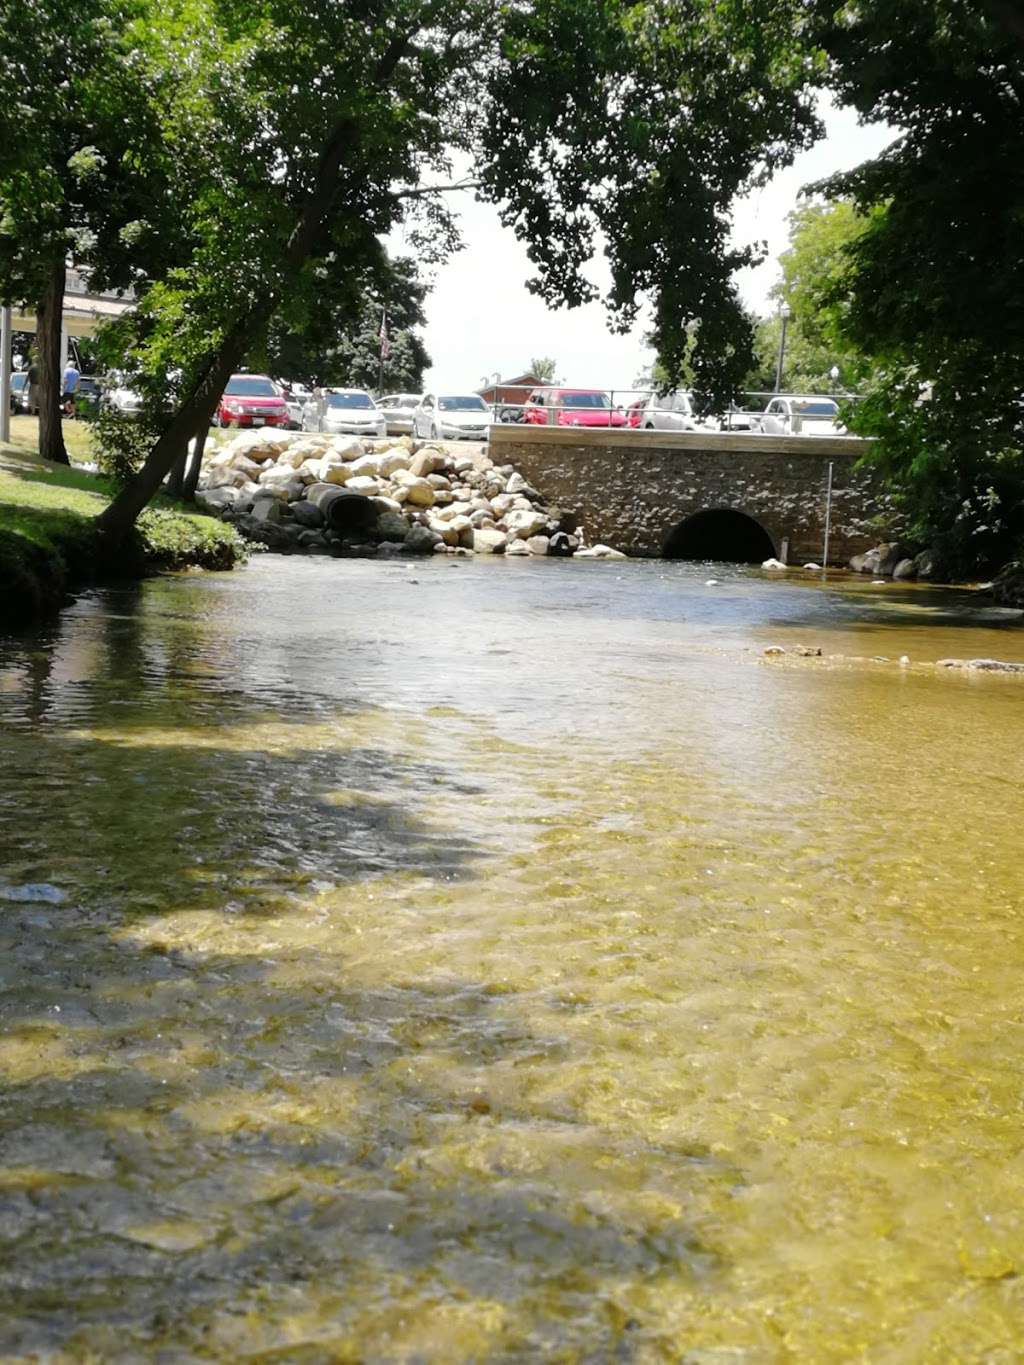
[
  {"left": 803, "top": 562, "right": 821, "bottom": 571},
  {"left": 0, "top": 883, "right": 67, "bottom": 904},
  {"left": 763, "top": 645, "right": 786, "bottom": 656},
  {"left": 792, "top": 645, "right": 823, "bottom": 657},
  {"left": 762, "top": 558, "right": 787, "bottom": 571},
  {"left": 900, "top": 655, "right": 911, "bottom": 665},
  {"left": 705, "top": 578, "right": 719, "bottom": 586},
  {"left": 871, "top": 579, "right": 887, "bottom": 585}
]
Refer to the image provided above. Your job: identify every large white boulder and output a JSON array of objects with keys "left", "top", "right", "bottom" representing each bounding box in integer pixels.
[
  {"left": 229, "top": 452, "right": 265, "bottom": 479},
  {"left": 575, "top": 543, "right": 627, "bottom": 560},
  {"left": 349, "top": 452, "right": 383, "bottom": 478},
  {"left": 313, "top": 457, "right": 353, "bottom": 485},
  {"left": 409, "top": 448, "right": 447, "bottom": 477},
  {"left": 428, "top": 517, "right": 459, "bottom": 546},
  {"left": 329, "top": 435, "right": 365, "bottom": 461},
  {"left": 225, "top": 430, "right": 283, "bottom": 462},
  {"left": 393, "top": 471, "right": 436, "bottom": 506},
  {"left": 503, "top": 508, "right": 549, "bottom": 538},
  {"left": 346, "top": 475, "right": 382, "bottom": 496},
  {"left": 277, "top": 439, "right": 326, "bottom": 468},
  {"left": 378, "top": 449, "right": 411, "bottom": 476},
  {"left": 472, "top": 528, "right": 507, "bottom": 554},
  {"left": 196, "top": 485, "right": 240, "bottom": 512},
  {"left": 258, "top": 465, "right": 305, "bottom": 500}
]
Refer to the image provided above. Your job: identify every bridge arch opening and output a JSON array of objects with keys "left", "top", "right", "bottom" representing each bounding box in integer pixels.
[{"left": 663, "top": 508, "right": 776, "bottom": 563}]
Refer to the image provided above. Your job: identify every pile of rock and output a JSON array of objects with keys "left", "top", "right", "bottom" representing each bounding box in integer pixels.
[
  {"left": 194, "top": 430, "right": 622, "bottom": 559},
  {"left": 848, "top": 542, "right": 933, "bottom": 580}
]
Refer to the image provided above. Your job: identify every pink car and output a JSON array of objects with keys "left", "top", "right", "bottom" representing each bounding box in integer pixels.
[{"left": 522, "top": 387, "right": 628, "bottom": 428}]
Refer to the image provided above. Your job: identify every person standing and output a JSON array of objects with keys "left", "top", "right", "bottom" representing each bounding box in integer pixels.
[
  {"left": 25, "top": 358, "right": 39, "bottom": 415},
  {"left": 62, "top": 359, "right": 81, "bottom": 414}
]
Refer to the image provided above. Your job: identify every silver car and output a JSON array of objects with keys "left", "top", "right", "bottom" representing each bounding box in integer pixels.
[
  {"left": 629, "top": 390, "right": 710, "bottom": 431},
  {"left": 412, "top": 393, "right": 491, "bottom": 441},
  {"left": 378, "top": 393, "right": 421, "bottom": 436},
  {"left": 755, "top": 395, "right": 845, "bottom": 436},
  {"left": 302, "top": 388, "right": 386, "bottom": 437}
]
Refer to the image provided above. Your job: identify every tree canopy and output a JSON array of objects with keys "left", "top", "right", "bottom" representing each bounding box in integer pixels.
[{"left": 809, "top": 0, "right": 1024, "bottom": 573}]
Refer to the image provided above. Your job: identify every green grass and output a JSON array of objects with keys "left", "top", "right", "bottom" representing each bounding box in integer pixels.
[
  {"left": 0, "top": 440, "right": 245, "bottom": 627},
  {"left": 6, "top": 412, "right": 97, "bottom": 463}
]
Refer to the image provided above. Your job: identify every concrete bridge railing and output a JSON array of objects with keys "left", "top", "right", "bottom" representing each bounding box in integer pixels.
[{"left": 489, "top": 425, "right": 886, "bottom": 564}]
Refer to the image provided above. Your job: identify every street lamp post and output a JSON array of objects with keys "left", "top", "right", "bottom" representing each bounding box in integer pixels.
[{"left": 773, "top": 302, "right": 791, "bottom": 393}]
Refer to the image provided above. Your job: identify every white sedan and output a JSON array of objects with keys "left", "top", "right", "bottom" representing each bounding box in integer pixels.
[
  {"left": 755, "top": 396, "right": 846, "bottom": 436},
  {"left": 301, "top": 388, "right": 386, "bottom": 437},
  {"left": 412, "top": 393, "right": 491, "bottom": 441}
]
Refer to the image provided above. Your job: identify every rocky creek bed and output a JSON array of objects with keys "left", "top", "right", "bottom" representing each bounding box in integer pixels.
[{"left": 196, "top": 429, "right": 626, "bottom": 560}]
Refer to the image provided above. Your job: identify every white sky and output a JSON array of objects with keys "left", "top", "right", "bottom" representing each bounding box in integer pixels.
[{"left": 391, "top": 97, "right": 895, "bottom": 394}]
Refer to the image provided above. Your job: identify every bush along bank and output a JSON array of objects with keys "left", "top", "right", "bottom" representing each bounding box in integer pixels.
[
  {"left": 0, "top": 458, "right": 246, "bottom": 628},
  {"left": 196, "top": 430, "right": 627, "bottom": 560}
]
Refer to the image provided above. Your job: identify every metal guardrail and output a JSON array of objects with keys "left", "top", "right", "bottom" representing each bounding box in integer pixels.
[{"left": 477, "top": 384, "right": 863, "bottom": 435}]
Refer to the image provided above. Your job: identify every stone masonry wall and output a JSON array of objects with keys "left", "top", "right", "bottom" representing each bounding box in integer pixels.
[{"left": 489, "top": 426, "right": 889, "bottom": 563}]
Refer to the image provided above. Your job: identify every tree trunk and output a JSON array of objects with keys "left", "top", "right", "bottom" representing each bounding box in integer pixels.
[
  {"left": 96, "top": 114, "right": 364, "bottom": 547},
  {"left": 164, "top": 447, "right": 188, "bottom": 500},
  {"left": 96, "top": 316, "right": 256, "bottom": 547},
  {"left": 36, "top": 258, "right": 68, "bottom": 466},
  {"left": 182, "top": 421, "right": 209, "bottom": 501}
]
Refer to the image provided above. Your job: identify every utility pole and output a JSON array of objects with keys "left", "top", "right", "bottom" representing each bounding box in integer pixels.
[
  {"left": 0, "top": 307, "right": 11, "bottom": 445},
  {"left": 773, "top": 301, "right": 791, "bottom": 393}
]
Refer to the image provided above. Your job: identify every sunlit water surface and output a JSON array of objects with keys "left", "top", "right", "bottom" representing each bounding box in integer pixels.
[{"left": 2, "top": 557, "right": 1024, "bottom": 1361}]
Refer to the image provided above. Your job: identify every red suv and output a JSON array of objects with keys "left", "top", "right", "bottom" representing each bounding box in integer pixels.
[
  {"left": 522, "top": 387, "right": 628, "bottom": 428},
  {"left": 215, "top": 374, "right": 290, "bottom": 428}
]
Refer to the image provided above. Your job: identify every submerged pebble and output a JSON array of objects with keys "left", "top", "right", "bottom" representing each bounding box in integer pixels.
[{"left": 0, "top": 883, "right": 67, "bottom": 904}]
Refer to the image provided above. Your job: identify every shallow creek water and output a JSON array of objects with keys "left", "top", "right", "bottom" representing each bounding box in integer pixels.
[{"left": 2, "top": 557, "right": 1024, "bottom": 1362}]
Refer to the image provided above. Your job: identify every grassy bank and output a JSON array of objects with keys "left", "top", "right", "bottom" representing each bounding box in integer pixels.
[{"left": 0, "top": 435, "right": 245, "bottom": 628}]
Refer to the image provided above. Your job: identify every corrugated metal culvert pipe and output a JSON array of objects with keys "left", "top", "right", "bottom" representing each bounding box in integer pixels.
[{"left": 304, "top": 483, "right": 377, "bottom": 533}]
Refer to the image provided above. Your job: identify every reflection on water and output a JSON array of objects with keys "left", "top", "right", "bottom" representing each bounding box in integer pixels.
[{"left": 1, "top": 558, "right": 1023, "bottom": 1360}]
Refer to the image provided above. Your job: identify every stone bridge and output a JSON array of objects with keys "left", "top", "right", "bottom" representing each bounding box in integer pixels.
[{"left": 490, "top": 425, "right": 887, "bottom": 563}]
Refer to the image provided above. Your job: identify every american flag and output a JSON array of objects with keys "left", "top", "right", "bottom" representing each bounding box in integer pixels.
[{"left": 379, "top": 310, "right": 390, "bottom": 360}]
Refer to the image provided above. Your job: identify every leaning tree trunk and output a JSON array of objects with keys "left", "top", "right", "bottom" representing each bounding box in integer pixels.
[
  {"left": 96, "top": 111, "right": 365, "bottom": 548},
  {"left": 164, "top": 447, "right": 188, "bottom": 500},
  {"left": 182, "top": 421, "right": 210, "bottom": 501},
  {"left": 36, "top": 258, "right": 68, "bottom": 466},
  {"left": 96, "top": 321, "right": 254, "bottom": 547}
]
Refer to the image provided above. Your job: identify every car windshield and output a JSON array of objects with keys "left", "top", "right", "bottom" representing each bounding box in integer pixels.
[
  {"left": 561, "top": 392, "right": 610, "bottom": 408},
  {"left": 793, "top": 400, "right": 839, "bottom": 416},
  {"left": 225, "top": 376, "right": 276, "bottom": 397},
  {"left": 438, "top": 396, "right": 487, "bottom": 412},
  {"left": 327, "top": 392, "right": 375, "bottom": 409}
]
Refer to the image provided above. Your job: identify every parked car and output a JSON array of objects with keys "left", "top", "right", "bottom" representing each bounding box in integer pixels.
[
  {"left": 754, "top": 395, "right": 845, "bottom": 436},
  {"left": 626, "top": 390, "right": 710, "bottom": 432},
  {"left": 275, "top": 380, "right": 311, "bottom": 430},
  {"left": 378, "top": 393, "right": 422, "bottom": 436},
  {"left": 103, "top": 374, "right": 143, "bottom": 417},
  {"left": 8, "top": 372, "right": 30, "bottom": 414},
  {"left": 73, "top": 375, "right": 103, "bottom": 419},
  {"left": 302, "top": 388, "right": 386, "bottom": 438},
  {"left": 722, "top": 406, "right": 755, "bottom": 431},
  {"left": 522, "top": 387, "right": 628, "bottom": 428},
  {"left": 214, "top": 374, "right": 291, "bottom": 428},
  {"left": 412, "top": 393, "right": 491, "bottom": 441}
]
